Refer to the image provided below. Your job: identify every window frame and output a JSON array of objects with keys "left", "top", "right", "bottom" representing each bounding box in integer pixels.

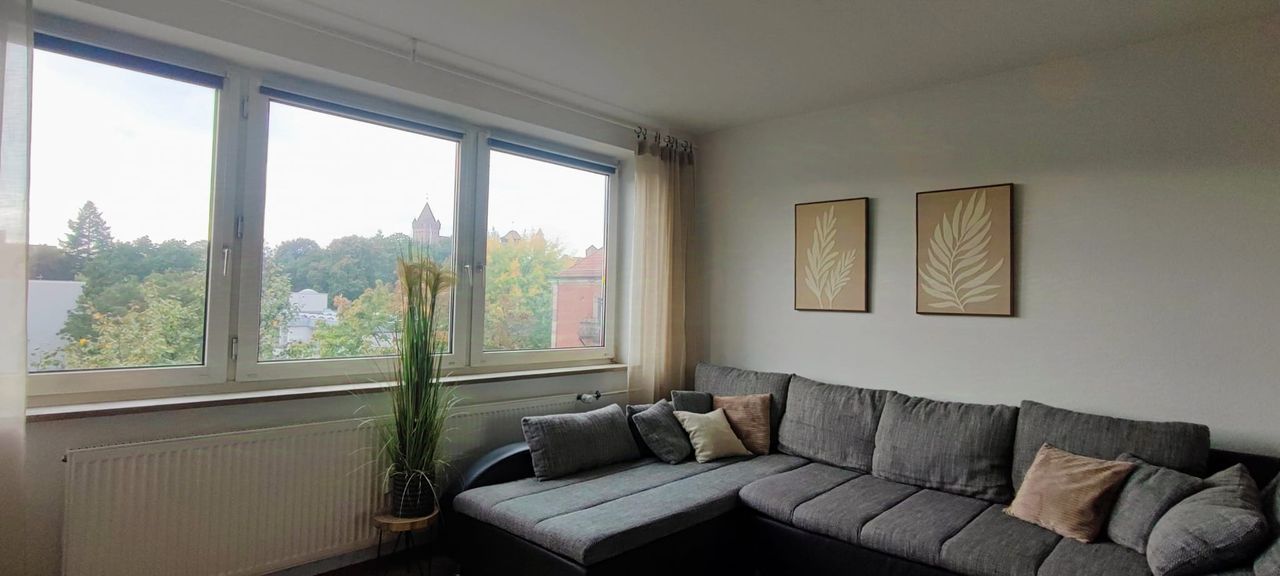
[
  {"left": 470, "top": 133, "right": 620, "bottom": 369},
  {"left": 26, "top": 29, "right": 239, "bottom": 397},
  {"left": 26, "top": 18, "right": 626, "bottom": 401}
]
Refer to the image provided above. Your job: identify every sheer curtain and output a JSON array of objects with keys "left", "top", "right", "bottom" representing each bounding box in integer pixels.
[
  {"left": 0, "top": 0, "right": 30, "bottom": 572},
  {"left": 629, "top": 138, "right": 694, "bottom": 403}
]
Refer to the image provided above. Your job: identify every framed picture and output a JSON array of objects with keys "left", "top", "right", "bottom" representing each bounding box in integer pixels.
[
  {"left": 916, "top": 184, "right": 1014, "bottom": 316},
  {"left": 795, "top": 197, "right": 868, "bottom": 312}
]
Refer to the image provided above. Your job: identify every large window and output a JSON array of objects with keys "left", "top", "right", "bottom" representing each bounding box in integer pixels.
[
  {"left": 258, "top": 98, "right": 459, "bottom": 362},
  {"left": 26, "top": 40, "right": 220, "bottom": 375},
  {"left": 483, "top": 148, "right": 609, "bottom": 353},
  {"left": 25, "top": 29, "right": 620, "bottom": 399}
]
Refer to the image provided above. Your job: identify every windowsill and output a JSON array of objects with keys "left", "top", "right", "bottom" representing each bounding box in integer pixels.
[{"left": 25, "top": 363, "right": 628, "bottom": 422}]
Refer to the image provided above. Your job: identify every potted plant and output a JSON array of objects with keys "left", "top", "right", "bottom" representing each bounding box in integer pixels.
[{"left": 378, "top": 247, "right": 457, "bottom": 518}]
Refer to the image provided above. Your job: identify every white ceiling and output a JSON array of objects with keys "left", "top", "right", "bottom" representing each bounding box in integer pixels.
[{"left": 237, "top": 0, "right": 1279, "bottom": 135}]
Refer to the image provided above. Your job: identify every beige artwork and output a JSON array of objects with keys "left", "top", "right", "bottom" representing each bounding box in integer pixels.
[
  {"left": 916, "top": 184, "right": 1013, "bottom": 316},
  {"left": 795, "top": 198, "right": 867, "bottom": 312}
]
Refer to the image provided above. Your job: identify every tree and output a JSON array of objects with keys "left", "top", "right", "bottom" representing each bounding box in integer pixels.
[
  {"left": 59, "top": 201, "right": 113, "bottom": 272},
  {"left": 311, "top": 281, "right": 400, "bottom": 358},
  {"left": 483, "top": 229, "right": 569, "bottom": 351},
  {"left": 28, "top": 244, "right": 75, "bottom": 280},
  {"left": 56, "top": 271, "right": 205, "bottom": 369},
  {"left": 258, "top": 249, "right": 301, "bottom": 361}
]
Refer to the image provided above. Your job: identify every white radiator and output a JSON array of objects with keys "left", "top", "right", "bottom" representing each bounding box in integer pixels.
[{"left": 62, "top": 391, "right": 625, "bottom": 576}]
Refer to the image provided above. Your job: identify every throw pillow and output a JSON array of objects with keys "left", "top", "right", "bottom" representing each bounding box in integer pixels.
[
  {"left": 625, "top": 404, "right": 655, "bottom": 458},
  {"left": 521, "top": 404, "right": 640, "bottom": 480},
  {"left": 1256, "top": 476, "right": 1279, "bottom": 576},
  {"left": 712, "top": 393, "right": 771, "bottom": 455},
  {"left": 671, "top": 390, "right": 712, "bottom": 413},
  {"left": 1148, "top": 464, "right": 1269, "bottom": 576},
  {"left": 1004, "top": 444, "right": 1136, "bottom": 542},
  {"left": 1108, "top": 454, "right": 1204, "bottom": 554},
  {"left": 674, "top": 408, "right": 752, "bottom": 463},
  {"left": 631, "top": 400, "right": 693, "bottom": 464}
]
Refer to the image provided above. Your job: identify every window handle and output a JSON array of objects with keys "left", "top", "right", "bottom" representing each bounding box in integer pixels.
[{"left": 222, "top": 247, "right": 231, "bottom": 276}]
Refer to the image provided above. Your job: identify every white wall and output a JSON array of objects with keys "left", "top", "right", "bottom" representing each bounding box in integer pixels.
[{"left": 695, "top": 15, "right": 1280, "bottom": 456}]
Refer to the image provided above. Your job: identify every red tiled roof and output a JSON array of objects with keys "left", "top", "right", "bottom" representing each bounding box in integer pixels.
[{"left": 558, "top": 247, "right": 604, "bottom": 278}]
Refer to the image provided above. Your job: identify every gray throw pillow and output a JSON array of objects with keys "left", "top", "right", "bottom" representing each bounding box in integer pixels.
[
  {"left": 1256, "top": 477, "right": 1280, "bottom": 576},
  {"left": 871, "top": 394, "right": 1019, "bottom": 502},
  {"left": 671, "top": 390, "right": 712, "bottom": 413},
  {"left": 1147, "top": 464, "right": 1270, "bottom": 576},
  {"left": 631, "top": 400, "right": 693, "bottom": 463},
  {"left": 625, "top": 404, "right": 655, "bottom": 458},
  {"left": 1108, "top": 454, "right": 1204, "bottom": 554},
  {"left": 521, "top": 404, "right": 641, "bottom": 480}
]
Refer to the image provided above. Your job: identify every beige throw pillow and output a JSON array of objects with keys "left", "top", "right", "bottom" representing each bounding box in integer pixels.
[
  {"left": 712, "top": 393, "right": 772, "bottom": 455},
  {"left": 674, "top": 408, "right": 752, "bottom": 463},
  {"left": 1005, "top": 444, "right": 1136, "bottom": 542}
]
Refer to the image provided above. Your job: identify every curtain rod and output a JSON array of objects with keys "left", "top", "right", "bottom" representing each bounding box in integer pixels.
[
  {"left": 220, "top": 0, "right": 690, "bottom": 145},
  {"left": 635, "top": 127, "right": 694, "bottom": 152}
]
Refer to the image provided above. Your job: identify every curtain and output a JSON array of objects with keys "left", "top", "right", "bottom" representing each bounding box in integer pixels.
[
  {"left": 0, "top": 0, "right": 30, "bottom": 572},
  {"left": 629, "top": 138, "right": 694, "bottom": 403}
]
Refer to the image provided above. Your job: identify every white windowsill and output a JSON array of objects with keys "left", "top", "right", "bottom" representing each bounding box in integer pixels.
[{"left": 26, "top": 363, "right": 628, "bottom": 422}]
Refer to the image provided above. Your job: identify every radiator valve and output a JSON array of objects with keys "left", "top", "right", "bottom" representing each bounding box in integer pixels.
[{"left": 577, "top": 390, "right": 602, "bottom": 403}]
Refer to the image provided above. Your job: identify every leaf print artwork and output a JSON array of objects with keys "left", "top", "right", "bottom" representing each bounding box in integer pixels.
[
  {"left": 803, "top": 206, "right": 857, "bottom": 309},
  {"left": 918, "top": 190, "right": 1005, "bottom": 312}
]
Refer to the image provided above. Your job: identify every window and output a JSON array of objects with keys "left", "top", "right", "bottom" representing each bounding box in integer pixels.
[
  {"left": 257, "top": 96, "right": 460, "bottom": 363},
  {"left": 26, "top": 39, "right": 222, "bottom": 376},
  {"left": 27, "top": 28, "right": 620, "bottom": 400},
  {"left": 482, "top": 147, "right": 610, "bottom": 353}
]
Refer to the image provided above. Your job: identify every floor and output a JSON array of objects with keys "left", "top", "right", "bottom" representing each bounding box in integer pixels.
[{"left": 320, "top": 552, "right": 457, "bottom": 576}]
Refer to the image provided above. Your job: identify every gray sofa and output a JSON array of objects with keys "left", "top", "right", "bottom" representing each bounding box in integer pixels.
[{"left": 449, "top": 363, "right": 1279, "bottom": 576}]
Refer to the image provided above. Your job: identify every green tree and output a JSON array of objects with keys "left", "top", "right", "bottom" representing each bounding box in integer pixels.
[
  {"left": 483, "top": 229, "right": 568, "bottom": 351},
  {"left": 56, "top": 271, "right": 205, "bottom": 369},
  {"left": 27, "top": 244, "right": 75, "bottom": 280},
  {"left": 59, "top": 201, "right": 113, "bottom": 272},
  {"left": 311, "top": 281, "right": 400, "bottom": 358}
]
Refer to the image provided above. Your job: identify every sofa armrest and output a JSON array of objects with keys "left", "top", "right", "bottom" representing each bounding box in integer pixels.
[{"left": 457, "top": 441, "right": 534, "bottom": 494}]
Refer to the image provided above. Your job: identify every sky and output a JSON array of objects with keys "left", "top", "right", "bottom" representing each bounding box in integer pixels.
[{"left": 29, "top": 48, "right": 609, "bottom": 259}]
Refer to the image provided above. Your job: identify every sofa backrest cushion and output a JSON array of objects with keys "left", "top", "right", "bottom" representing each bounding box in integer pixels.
[
  {"left": 1107, "top": 454, "right": 1204, "bottom": 554},
  {"left": 777, "top": 376, "right": 892, "bottom": 473},
  {"left": 522, "top": 404, "right": 641, "bottom": 480},
  {"left": 693, "top": 363, "right": 791, "bottom": 442},
  {"left": 871, "top": 394, "right": 1019, "bottom": 502},
  {"left": 1013, "top": 401, "right": 1211, "bottom": 491}
]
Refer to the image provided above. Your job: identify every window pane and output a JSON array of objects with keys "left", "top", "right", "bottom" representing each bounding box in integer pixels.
[
  {"left": 26, "top": 49, "right": 217, "bottom": 372},
  {"left": 260, "top": 100, "right": 458, "bottom": 362},
  {"left": 484, "top": 150, "right": 608, "bottom": 352}
]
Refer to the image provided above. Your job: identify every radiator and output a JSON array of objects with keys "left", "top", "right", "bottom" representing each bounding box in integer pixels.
[{"left": 62, "top": 391, "right": 625, "bottom": 576}]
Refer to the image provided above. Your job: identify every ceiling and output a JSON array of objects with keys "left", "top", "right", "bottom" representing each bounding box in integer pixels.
[{"left": 238, "top": 0, "right": 1279, "bottom": 135}]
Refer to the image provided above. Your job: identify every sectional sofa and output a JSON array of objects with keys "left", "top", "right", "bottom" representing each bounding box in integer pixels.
[{"left": 447, "top": 363, "right": 1280, "bottom": 576}]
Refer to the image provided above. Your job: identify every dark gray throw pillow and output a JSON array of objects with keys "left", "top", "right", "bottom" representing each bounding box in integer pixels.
[
  {"left": 522, "top": 404, "right": 640, "bottom": 480},
  {"left": 1147, "top": 464, "right": 1269, "bottom": 576},
  {"left": 632, "top": 400, "right": 693, "bottom": 463},
  {"left": 625, "top": 404, "right": 655, "bottom": 458},
  {"left": 871, "top": 394, "right": 1019, "bottom": 502},
  {"left": 1108, "top": 454, "right": 1204, "bottom": 554},
  {"left": 671, "top": 390, "right": 712, "bottom": 413},
  {"left": 1256, "top": 477, "right": 1280, "bottom": 576}
]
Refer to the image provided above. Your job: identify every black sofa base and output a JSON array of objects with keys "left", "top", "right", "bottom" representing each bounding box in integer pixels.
[
  {"left": 449, "top": 506, "right": 753, "bottom": 576},
  {"left": 748, "top": 513, "right": 956, "bottom": 576}
]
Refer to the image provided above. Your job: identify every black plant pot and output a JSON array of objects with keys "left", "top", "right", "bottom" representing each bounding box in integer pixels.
[{"left": 390, "top": 472, "right": 435, "bottom": 518}]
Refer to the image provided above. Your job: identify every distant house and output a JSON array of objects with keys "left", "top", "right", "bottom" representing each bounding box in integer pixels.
[
  {"left": 283, "top": 289, "right": 338, "bottom": 347},
  {"left": 26, "top": 279, "right": 84, "bottom": 366},
  {"left": 551, "top": 246, "right": 604, "bottom": 348}
]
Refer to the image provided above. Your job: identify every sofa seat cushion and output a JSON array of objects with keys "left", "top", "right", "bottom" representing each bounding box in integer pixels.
[
  {"left": 454, "top": 454, "right": 806, "bottom": 565},
  {"left": 790, "top": 473, "right": 922, "bottom": 545},
  {"left": 938, "top": 505, "right": 1061, "bottom": 576},
  {"left": 1037, "top": 539, "right": 1152, "bottom": 576},
  {"left": 859, "top": 489, "right": 991, "bottom": 565},
  {"left": 740, "top": 462, "right": 862, "bottom": 524}
]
